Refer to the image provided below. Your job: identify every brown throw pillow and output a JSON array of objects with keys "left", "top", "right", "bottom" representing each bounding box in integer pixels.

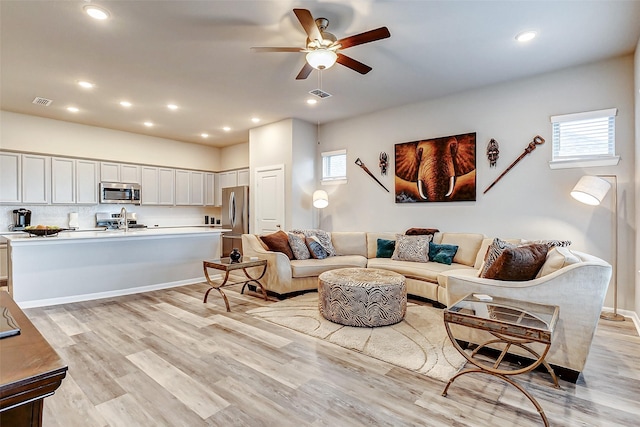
[
  {"left": 405, "top": 227, "right": 440, "bottom": 236},
  {"left": 260, "top": 230, "right": 294, "bottom": 260},
  {"left": 483, "top": 243, "right": 548, "bottom": 281}
]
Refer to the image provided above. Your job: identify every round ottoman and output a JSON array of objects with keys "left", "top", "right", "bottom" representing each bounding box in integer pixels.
[{"left": 318, "top": 268, "right": 407, "bottom": 327}]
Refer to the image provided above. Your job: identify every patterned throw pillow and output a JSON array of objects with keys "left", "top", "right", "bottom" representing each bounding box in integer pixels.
[
  {"left": 306, "top": 236, "right": 328, "bottom": 259},
  {"left": 287, "top": 232, "right": 310, "bottom": 260},
  {"left": 480, "top": 238, "right": 515, "bottom": 277},
  {"left": 290, "top": 229, "right": 337, "bottom": 256},
  {"left": 376, "top": 238, "right": 395, "bottom": 258},
  {"left": 391, "top": 234, "right": 432, "bottom": 262},
  {"left": 260, "top": 230, "right": 295, "bottom": 260},
  {"left": 482, "top": 243, "right": 549, "bottom": 281},
  {"left": 428, "top": 242, "right": 459, "bottom": 265},
  {"left": 525, "top": 239, "right": 572, "bottom": 248}
]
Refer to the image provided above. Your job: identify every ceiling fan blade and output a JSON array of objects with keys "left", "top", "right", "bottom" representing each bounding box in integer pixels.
[
  {"left": 295, "top": 63, "right": 314, "bottom": 80},
  {"left": 336, "top": 53, "right": 372, "bottom": 75},
  {"left": 337, "top": 27, "right": 391, "bottom": 50},
  {"left": 251, "top": 47, "right": 303, "bottom": 53},
  {"left": 293, "top": 8, "right": 323, "bottom": 43}
]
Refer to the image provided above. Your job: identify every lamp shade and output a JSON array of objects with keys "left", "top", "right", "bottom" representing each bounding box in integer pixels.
[
  {"left": 570, "top": 176, "right": 611, "bottom": 206},
  {"left": 306, "top": 49, "right": 337, "bottom": 70},
  {"left": 312, "top": 190, "right": 329, "bottom": 208}
]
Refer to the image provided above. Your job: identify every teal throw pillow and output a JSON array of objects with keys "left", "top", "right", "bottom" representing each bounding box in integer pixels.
[
  {"left": 376, "top": 238, "right": 395, "bottom": 258},
  {"left": 429, "top": 242, "right": 459, "bottom": 265}
]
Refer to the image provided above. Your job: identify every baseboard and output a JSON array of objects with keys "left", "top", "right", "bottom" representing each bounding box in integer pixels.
[
  {"left": 601, "top": 306, "right": 640, "bottom": 335},
  {"left": 16, "top": 277, "right": 207, "bottom": 309}
]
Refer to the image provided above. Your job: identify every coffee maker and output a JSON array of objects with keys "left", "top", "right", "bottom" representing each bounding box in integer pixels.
[{"left": 11, "top": 208, "right": 31, "bottom": 231}]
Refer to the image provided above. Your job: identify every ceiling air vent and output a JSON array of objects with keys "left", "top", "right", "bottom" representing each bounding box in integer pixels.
[
  {"left": 32, "top": 97, "right": 53, "bottom": 106},
  {"left": 309, "top": 89, "right": 331, "bottom": 99}
]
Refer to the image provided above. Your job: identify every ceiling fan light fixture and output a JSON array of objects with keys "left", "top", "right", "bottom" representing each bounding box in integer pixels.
[{"left": 306, "top": 49, "right": 338, "bottom": 70}]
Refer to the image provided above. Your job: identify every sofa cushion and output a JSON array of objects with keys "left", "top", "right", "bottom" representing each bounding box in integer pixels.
[
  {"left": 536, "top": 247, "right": 581, "bottom": 278},
  {"left": 437, "top": 268, "right": 479, "bottom": 289},
  {"left": 260, "top": 231, "right": 294, "bottom": 260},
  {"left": 366, "top": 232, "right": 397, "bottom": 258},
  {"left": 306, "top": 237, "right": 329, "bottom": 259},
  {"left": 376, "top": 239, "right": 395, "bottom": 258},
  {"left": 428, "top": 242, "right": 459, "bottom": 265},
  {"left": 288, "top": 233, "right": 311, "bottom": 260},
  {"left": 290, "top": 255, "right": 368, "bottom": 278},
  {"left": 482, "top": 243, "right": 548, "bottom": 281},
  {"left": 330, "top": 232, "right": 367, "bottom": 257},
  {"left": 367, "top": 258, "right": 471, "bottom": 284},
  {"left": 391, "top": 234, "right": 432, "bottom": 262},
  {"left": 440, "top": 233, "right": 485, "bottom": 266}
]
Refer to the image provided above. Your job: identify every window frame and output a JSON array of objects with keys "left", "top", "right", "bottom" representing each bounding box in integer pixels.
[{"left": 321, "top": 149, "right": 347, "bottom": 184}]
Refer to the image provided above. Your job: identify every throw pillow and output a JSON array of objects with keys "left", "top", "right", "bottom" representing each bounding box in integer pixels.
[
  {"left": 288, "top": 232, "right": 310, "bottom": 260},
  {"left": 376, "top": 238, "right": 395, "bottom": 258},
  {"left": 480, "top": 238, "right": 515, "bottom": 277},
  {"left": 524, "top": 239, "right": 572, "bottom": 248},
  {"left": 290, "top": 229, "right": 337, "bottom": 256},
  {"left": 260, "top": 230, "right": 295, "bottom": 260},
  {"left": 405, "top": 227, "right": 439, "bottom": 236},
  {"left": 428, "top": 242, "right": 459, "bottom": 265},
  {"left": 306, "top": 236, "right": 328, "bottom": 259},
  {"left": 391, "top": 234, "right": 432, "bottom": 262},
  {"left": 483, "top": 243, "right": 549, "bottom": 281}
]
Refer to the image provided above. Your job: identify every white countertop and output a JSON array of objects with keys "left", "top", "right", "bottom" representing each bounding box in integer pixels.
[{"left": 4, "top": 226, "right": 231, "bottom": 245}]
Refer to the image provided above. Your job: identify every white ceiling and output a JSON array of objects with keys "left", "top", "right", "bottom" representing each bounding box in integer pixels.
[{"left": 1, "top": 1, "right": 639, "bottom": 148}]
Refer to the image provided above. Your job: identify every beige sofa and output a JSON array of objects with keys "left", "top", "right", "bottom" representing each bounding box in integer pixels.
[{"left": 242, "top": 231, "right": 612, "bottom": 380}]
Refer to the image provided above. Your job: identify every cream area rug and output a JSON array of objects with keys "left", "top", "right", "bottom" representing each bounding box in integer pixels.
[{"left": 247, "top": 293, "right": 467, "bottom": 382}]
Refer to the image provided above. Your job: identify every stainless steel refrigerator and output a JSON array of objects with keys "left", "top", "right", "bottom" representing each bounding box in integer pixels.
[{"left": 221, "top": 185, "right": 249, "bottom": 257}]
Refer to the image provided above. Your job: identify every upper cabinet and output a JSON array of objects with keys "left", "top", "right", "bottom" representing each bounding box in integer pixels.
[
  {"left": 175, "top": 170, "right": 204, "bottom": 206},
  {"left": 142, "top": 167, "right": 175, "bottom": 206},
  {"left": 22, "top": 154, "right": 50, "bottom": 204},
  {"left": 0, "top": 152, "right": 21, "bottom": 204},
  {"left": 76, "top": 160, "right": 99, "bottom": 204},
  {"left": 237, "top": 168, "right": 250, "bottom": 186},
  {"left": 100, "top": 162, "right": 140, "bottom": 183},
  {"left": 52, "top": 158, "right": 99, "bottom": 205},
  {"left": 219, "top": 170, "right": 237, "bottom": 189},
  {"left": 158, "top": 168, "right": 175, "bottom": 205},
  {"left": 205, "top": 173, "right": 216, "bottom": 206}
]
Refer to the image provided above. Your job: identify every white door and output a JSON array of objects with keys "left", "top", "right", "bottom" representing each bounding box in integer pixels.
[{"left": 254, "top": 165, "right": 285, "bottom": 234}]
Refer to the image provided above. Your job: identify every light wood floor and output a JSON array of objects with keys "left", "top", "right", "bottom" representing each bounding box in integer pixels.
[{"left": 23, "top": 282, "right": 640, "bottom": 427}]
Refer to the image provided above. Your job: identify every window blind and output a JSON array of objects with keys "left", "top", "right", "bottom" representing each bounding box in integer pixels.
[{"left": 550, "top": 108, "right": 616, "bottom": 161}]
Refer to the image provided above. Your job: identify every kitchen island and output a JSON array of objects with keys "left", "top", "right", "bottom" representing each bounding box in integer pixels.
[{"left": 5, "top": 227, "right": 228, "bottom": 308}]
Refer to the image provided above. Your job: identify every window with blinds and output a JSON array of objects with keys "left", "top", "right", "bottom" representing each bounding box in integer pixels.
[
  {"left": 321, "top": 149, "right": 347, "bottom": 182},
  {"left": 550, "top": 108, "right": 618, "bottom": 168}
]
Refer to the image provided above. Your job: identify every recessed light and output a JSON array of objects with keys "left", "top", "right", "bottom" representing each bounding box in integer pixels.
[
  {"left": 306, "top": 98, "right": 318, "bottom": 105},
  {"left": 67, "top": 107, "right": 79, "bottom": 113},
  {"left": 84, "top": 5, "right": 110, "bottom": 20},
  {"left": 78, "top": 81, "right": 94, "bottom": 89},
  {"left": 515, "top": 30, "right": 537, "bottom": 42},
  {"left": 167, "top": 104, "right": 178, "bottom": 110},
  {"left": 119, "top": 101, "right": 132, "bottom": 107},
  {"left": 222, "top": 126, "right": 231, "bottom": 132},
  {"left": 144, "top": 122, "right": 154, "bottom": 127},
  {"left": 201, "top": 133, "right": 209, "bottom": 138},
  {"left": 251, "top": 117, "right": 260, "bottom": 123}
]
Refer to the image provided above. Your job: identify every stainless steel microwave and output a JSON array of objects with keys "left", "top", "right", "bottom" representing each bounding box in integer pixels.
[{"left": 99, "top": 182, "right": 141, "bottom": 204}]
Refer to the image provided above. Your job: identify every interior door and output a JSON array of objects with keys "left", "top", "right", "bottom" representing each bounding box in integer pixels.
[{"left": 254, "top": 165, "right": 285, "bottom": 234}]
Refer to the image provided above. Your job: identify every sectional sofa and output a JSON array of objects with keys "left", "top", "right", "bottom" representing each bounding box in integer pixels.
[{"left": 242, "top": 231, "right": 612, "bottom": 380}]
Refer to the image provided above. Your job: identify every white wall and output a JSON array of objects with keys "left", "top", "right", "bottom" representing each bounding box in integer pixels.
[
  {"left": 0, "top": 111, "right": 221, "bottom": 171},
  {"left": 318, "top": 55, "right": 636, "bottom": 313},
  {"left": 220, "top": 142, "right": 249, "bottom": 170}
]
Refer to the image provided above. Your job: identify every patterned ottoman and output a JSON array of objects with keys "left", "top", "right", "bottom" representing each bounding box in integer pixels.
[{"left": 318, "top": 268, "right": 407, "bottom": 327}]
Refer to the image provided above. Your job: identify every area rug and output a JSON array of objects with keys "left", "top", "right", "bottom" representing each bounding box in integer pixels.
[{"left": 246, "top": 293, "right": 467, "bottom": 382}]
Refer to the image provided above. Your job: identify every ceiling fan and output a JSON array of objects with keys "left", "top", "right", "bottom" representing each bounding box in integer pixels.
[{"left": 251, "top": 8, "right": 390, "bottom": 80}]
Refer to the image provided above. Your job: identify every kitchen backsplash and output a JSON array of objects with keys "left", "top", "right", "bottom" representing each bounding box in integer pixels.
[{"left": 2, "top": 204, "right": 221, "bottom": 231}]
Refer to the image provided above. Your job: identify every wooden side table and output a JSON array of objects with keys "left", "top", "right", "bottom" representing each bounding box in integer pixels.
[
  {"left": 442, "top": 294, "right": 559, "bottom": 427},
  {"left": 0, "top": 291, "right": 68, "bottom": 427},
  {"left": 203, "top": 257, "right": 268, "bottom": 312}
]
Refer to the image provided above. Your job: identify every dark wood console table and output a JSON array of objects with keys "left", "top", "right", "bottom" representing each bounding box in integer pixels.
[{"left": 0, "top": 291, "right": 68, "bottom": 427}]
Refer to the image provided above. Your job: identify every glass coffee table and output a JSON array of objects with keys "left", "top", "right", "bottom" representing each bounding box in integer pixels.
[
  {"left": 202, "top": 257, "right": 268, "bottom": 312},
  {"left": 442, "top": 294, "right": 560, "bottom": 427}
]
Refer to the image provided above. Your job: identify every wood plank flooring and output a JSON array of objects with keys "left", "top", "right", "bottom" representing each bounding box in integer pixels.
[{"left": 21, "top": 282, "right": 640, "bottom": 426}]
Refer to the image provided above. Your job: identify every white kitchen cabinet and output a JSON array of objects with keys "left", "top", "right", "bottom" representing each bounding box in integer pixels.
[
  {"left": 100, "top": 162, "right": 120, "bottom": 182},
  {"left": 237, "top": 168, "right": 250, "bottom": 186},
  {"left": 76, "top": 160, "right": 99, "bottom": 204},
  {"left": 0, "top": 242, "right": 7, "bottom": 281},
  {"left": 51, "top": 157, "right": 76, "bottom": 204},
  {"left": 190, "top": 171, "right": 204, "bottom": 206},
  {"left": 219, "top": 170, "right": 238, "bottom": 189},
  {"left": 22, "top": 154, "right": 50, "bottom": 204},
  {"left": 141, "top": 166, "right": 159, "bottom": 205},
  {"left": 158, "top": 168, "right": 175, "bottom": 205},
  {"left": 174, "top": 170, "right": 190, "bottom": 205},
  {"left": 214, "top": 172, "right": 222, "bottom": 206},
  {"left": 121, "top": 164, "right": 140, "bottom": 183},
  {"left": 0, "top": 152, "right": 21, "bottom": 204},
  {"left": 205, "top": 172, "right": 216, "bottom": 206}
]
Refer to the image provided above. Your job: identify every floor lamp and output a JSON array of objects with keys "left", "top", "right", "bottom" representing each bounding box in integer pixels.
[
  {"left": 313, "top": 190, "right": 328, "bottom": 228},
  {"left": 570, "top": 175, "right": 624, "bottom": 321}
]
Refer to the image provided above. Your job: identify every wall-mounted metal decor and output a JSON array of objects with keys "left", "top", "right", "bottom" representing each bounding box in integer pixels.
[
  {"left": 483, "top": 135, "right": 545, "bottom": 194},
  {"left": 395, "top": 132, "right": 476, "bottom": 203},
  {"left": 487, "top": 138, "right": 499, "bottom": 167},
  {"left": 355, "top": 158, "right": 390, "bottom": 192}
]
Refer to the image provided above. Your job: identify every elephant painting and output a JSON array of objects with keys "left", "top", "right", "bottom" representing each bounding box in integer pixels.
[{"left": 395, "top": 133, "right": 476, "bottom": 203}]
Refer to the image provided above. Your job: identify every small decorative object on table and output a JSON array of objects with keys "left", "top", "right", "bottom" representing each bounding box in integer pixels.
[{"left": 229, "top": 248, "right": 242, "bottom": 263}]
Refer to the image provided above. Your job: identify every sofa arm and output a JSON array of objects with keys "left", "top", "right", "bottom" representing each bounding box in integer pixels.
[{"left": 241, "top": 234, "right": 293, "bottom": 292}]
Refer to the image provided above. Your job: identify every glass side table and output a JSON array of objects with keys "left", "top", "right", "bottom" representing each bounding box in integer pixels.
[
  {"left": 203, "top": 257, "right": 268, "bottom": 312},
  {"left": 442, "top": 294, "right": 560, "bottom": 427}
]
